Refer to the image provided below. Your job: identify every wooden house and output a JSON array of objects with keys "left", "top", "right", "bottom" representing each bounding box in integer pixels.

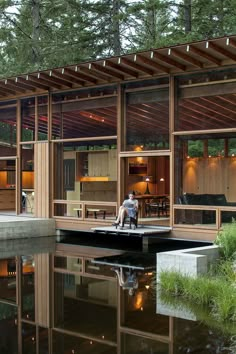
[{"left": 1, "top": 35, "right": 236, "bottom": 241}]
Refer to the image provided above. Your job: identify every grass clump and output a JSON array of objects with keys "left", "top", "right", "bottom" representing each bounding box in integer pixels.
[
  {"left": 159, "top": 271, "right": 186, "bottom": 295},
  {"left": 212, "top": 279, "right": 236, "bottom": 322},
  {"left": 182, "top": 276, "right": 217, "bottom": 305},
  {"left": 159, "top": 221, "right": 236, "bottom": 323},
  {"left": 215, "top": 220, "right": 236, "bottom": 259}
]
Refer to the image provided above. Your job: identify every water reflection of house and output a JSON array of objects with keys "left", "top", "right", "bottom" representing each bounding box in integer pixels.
[
  {"left": 1, "top": 36, "right": 236, "bottom": 243},
  {"left": 0, "top": 237, "right": 178, "bottom": 353}
]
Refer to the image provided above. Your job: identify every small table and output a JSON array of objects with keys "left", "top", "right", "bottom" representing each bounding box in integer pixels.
[
  {"left": 86, "top": 208, "right": 106, "bottom": 219},
  {"left": 73, "top": 208, "right": 82, "bottom": 217}
]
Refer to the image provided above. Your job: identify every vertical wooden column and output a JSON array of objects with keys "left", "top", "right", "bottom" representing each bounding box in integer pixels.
[
  {"left": 117, "top": 84, "right": 124, "bottom": 207},
  {"left": 169, "top": 75, "right": 175, "bottom": 226},
  {"left": 16, "top": 99, "right": 21, "bottom": 215},
  {"left": 48, "top": 92, "right": 54, "bottom": 218},
  {"left": 35, "top": 253, "right": 51, "bottom": 327},
  {"left": 35, "top": 95, "right": 38, "bottom": 141},
  {"left": 34, "top": 141, "right": 50, "bottom": 217}
]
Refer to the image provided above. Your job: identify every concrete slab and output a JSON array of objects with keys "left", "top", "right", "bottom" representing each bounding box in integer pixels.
[{"left": 0, "top": 215, "right": 56, "bottom": 240}]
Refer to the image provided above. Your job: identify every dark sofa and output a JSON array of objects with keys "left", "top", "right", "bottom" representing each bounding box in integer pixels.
[{"left": 178, "top": 193, "right": 236, "bottom": 223}]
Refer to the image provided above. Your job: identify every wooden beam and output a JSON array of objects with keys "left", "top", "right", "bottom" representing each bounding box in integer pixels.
[
  {"left": 0, "top": 80, "right": 26, "bottom": 93},
  {"left": 187, "top": 45, "right": 221, "bottom": 66},
  {"left": 207, "top": 41, "right": 236, "bottom": 61},
  {"left": 80, "top": 65, "right": 111, "bottom": 82},
  {"left": 41, "top": 72, "right": 73, "bottom": 88},
  {"left": 121, "top": 57, "right": 154, "bottom": 75},
  {"left": 65, "top": 67, "right": 97, "bottom": 84},
  {"left": 151, "top": 51, "right": 186, "bottom": 71},
  {"left": 0, "top": 82, "right": 16, "bottom": 95},
  {"left": 25, "top": 75, "right": 50, "bottom": 90},
  {"left": 30, "top": 74, "right": 62, "bottom": 90},
  {"left": 53, "top": 70, "right": 84, "bottom": 87},
  {"left": 17, "top": 77, "right": 46, "bottom": 91},
  {"left": 92, "top": 62, "right": 124, "bottom": 80},
  {"left": 136, "top": 54, "right": 170, "bottom": 73},
  {"left": 11, "top": 78, "right": 36, "bottom": 91},
  {"left": 169, "top": 48, "right": 203, "bottom": 68},
  {"left": 227, "top": 38, "right": 236, "bottom": 48},
  {"left": 106, "top": 60, "right": 139, "bottom": 78}
]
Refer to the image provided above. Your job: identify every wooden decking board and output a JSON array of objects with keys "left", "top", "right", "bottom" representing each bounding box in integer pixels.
[{"left": 91, "top": 225, "right": 171, "bottom": 236}]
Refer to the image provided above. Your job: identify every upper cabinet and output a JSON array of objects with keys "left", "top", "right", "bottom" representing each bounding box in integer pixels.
[
  {"left": 88, "top": 151, "right": 108, "bottom": 177},
  {"left": 77, "top": 150, "right": 117, "bottom": 181}
]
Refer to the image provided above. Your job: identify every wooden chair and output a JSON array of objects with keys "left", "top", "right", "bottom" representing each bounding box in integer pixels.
[
  {"left": 158, "top": 197, "right": 170, "bottom": 217},
  {"left": 115, "top": 210, "right": 138, "bottom": 230}
]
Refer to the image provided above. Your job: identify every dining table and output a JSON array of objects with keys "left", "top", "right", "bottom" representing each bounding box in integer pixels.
[{"left": 135, "top": 194, "right": 169, "bottom": 218}]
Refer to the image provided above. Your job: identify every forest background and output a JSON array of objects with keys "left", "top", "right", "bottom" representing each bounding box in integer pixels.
[{"left": 0, "top": 0, "right": 236, "bottom": 78}]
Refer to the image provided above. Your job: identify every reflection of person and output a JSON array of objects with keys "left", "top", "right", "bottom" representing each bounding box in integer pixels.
[
  {"left": 113, "top": 267, "right": 138, "bottom": 296},
  {"left": 113, "top": 191, "right": 138, "bottom": 227}
]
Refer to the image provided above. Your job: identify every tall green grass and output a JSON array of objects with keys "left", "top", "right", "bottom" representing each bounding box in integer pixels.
[
  {"left": 159, "top": 222, "right": 236, "bottom": 322},
  {"left": 214, "top": 221, "right": 236, "bottom": 259}
]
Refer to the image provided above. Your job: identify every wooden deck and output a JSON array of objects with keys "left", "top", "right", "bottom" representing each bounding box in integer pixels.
[{"left": 91, "top": 225, "right": 171, "bottom": 236}]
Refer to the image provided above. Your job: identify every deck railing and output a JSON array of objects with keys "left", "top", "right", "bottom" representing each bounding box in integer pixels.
[
  {"left": 52, "top": 200, "right": 117, "bottom": 222},
  {"left": 173, "top": 204, "right": 236, "bottom": 229}
]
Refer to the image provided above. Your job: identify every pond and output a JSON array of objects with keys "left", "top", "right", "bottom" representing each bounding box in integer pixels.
[{"left": 0, "top": 234, "right": 234, "bottom": 354}]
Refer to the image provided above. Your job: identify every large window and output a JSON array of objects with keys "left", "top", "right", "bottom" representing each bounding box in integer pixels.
[
  {"left": 175, "top": 69, "right": 236, "bottom": 132},
  {"left": 174, "top": 135, "right": 236, "bottom": 226},
  {"left": 124, "top": 86, "right": 169, "bottom": 151},
  {"left": 52, "top": 87, "right": 117, "bottom": 140}
]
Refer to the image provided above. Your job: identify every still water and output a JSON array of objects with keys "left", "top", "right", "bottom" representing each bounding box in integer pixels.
[{"left": 0, "top": 234, "right": 235, "bottom": 354}]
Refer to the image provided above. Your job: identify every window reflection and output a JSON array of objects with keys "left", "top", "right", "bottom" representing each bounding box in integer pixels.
[
  {"left": 53, "top": 331, "right": 116, "bottom": 354},
  {"left": 0, "top": 258, "right": 16, "bottom": 302},
  {"left": 54, "top": 256, "right": 82, "bottom": 272},
  {"left": 54, "top": 273, "right": 117, "bottom": 341},
  {"left": 21, "top": 256, "right": 35, "bottom": 321},
  {"left": 22, "top": 322, "right": 36, "bottom": 354},
  {"left": 0, "top": 302, "right": 18, "bottom": 353}
]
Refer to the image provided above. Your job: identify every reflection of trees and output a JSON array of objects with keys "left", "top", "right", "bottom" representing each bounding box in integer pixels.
[
  {"left": 158, "top": 291, "right": 234, "bottom": 353},
  {"left": 0, "top": 302, "right": 17, "bottom": 320}
]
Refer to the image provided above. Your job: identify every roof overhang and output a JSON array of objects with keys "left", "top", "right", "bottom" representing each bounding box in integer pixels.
[{"left": 1, "top": 35, "right": 236, "bottom": 100}]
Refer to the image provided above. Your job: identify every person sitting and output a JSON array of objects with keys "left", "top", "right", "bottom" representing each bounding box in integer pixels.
[{"left": 113, "top": 191, "right": 138, "bottom": 228}]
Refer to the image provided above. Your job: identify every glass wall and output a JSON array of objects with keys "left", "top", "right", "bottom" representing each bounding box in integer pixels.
[
  {"left": 175, "top": 68, "right": 236, "bottom": 132},
  {"left": 38, "top": 96, "right": 48, "bottom": 141},
  {"left": 174, "top": 69, "right": 236, "bottom": 226},
  {"left": 21, "top": 145, "right": 34, "bottom": 214},
  {"left": 21, "top": 96, "right": 48, "bottom": 142},
  {"left": 21, "top": 98, "right": 35, "bottom": 142},
  {"left": 124, "top": 84, "right": 169, "bottom": 151},
  {"left": 0, "top": 100, "right": 17, "bottom": 147},
  {"left": 53, "top": 139, "right": 117, "bottom": 218},
  {"left": 52, "top": 87, "right": 117, "bottom": 140}
]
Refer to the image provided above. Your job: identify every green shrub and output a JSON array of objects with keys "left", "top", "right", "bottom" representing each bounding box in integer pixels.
[{"left": 214, "top": 221, "right": 236, "bottom": 259}]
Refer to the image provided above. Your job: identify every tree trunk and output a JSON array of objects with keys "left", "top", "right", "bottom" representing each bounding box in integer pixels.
[
  {"left": 32, "top": 0, "right": 40, "bottom": 65},
  {"left": 184, "top": 0, "right": 192, "bottom": 33},
  {"left": 112, "top": 0, "right": 121, "bottom": 56}
]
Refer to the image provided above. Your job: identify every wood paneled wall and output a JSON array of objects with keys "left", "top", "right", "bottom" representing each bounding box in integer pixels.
[
  {"left": 183, "top": 157, "right": 236, "bottom": 201},
  {"left": 34, "top": 142, "right": 50, "bottom": 217}
]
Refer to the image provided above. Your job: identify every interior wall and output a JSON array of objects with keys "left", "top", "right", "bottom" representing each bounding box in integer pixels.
[
  {"left": 127, "top": 156, "right": 170, "bottom": 196},
  {"left": 183, "top": 157, "right": 236, "bottom": 201}
]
